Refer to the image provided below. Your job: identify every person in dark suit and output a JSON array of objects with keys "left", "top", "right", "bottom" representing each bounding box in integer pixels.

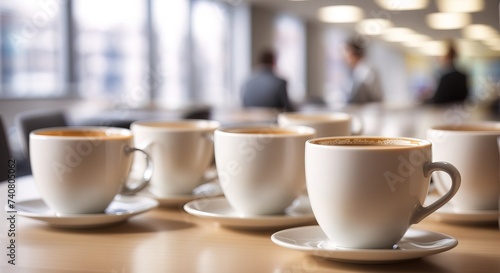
[
  {"left": 426, "top": 42, "right": 469, "bottom": 104},
  {"left": 241, "top": 49, "right": 295, "bottom": 112}
]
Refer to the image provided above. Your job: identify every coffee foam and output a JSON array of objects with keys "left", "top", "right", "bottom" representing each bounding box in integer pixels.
[{"left": 313, "top": 138, "right": 422, "bottom": 147}]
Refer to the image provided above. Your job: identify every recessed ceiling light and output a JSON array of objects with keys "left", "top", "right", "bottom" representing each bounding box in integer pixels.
[
  {"left": 356, "top": 19, "right": 393, "bottom": 35},
  {"left": 402, "top": 34, "right": 432, "bottom": 47},
  {"left": 383, "top": 27, "right": 415, "bottom": 42},
  {"left": 456, "top": 39, "right": 486, "bottom": 56},
  {"left": 490, "top": 44, "right": 500, "bottom": 51},
  {"left": 463, "top": 24, "right": 497, "bottom": 40},
  {"left": 483, "top": 37, "right": 500, "bottom": 47},
  {"left": 437, "top": 0, "right": 484, "bottom": 13},
  {"left": 427, "top": 12, "right": 471, "bottom": 30},
  {"left": 318, "top": 5, "right": 364, "bottom": 23},
  {"left": 375, "top": 0, "right": 428, "bottom": 10},
  {"left": 419, "top": 40, "right": 447, "bottom": 56}
]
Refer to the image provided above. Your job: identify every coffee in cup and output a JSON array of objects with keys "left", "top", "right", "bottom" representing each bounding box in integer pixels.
[
  {"left": 30, "top": 127, "right": 152, "bottom": 214},
  {"left": 215, "top": 124, "right": 315, "bottom": 216},
  {"left": 306, "top": 136, "right": 460, "bottom": 249}
]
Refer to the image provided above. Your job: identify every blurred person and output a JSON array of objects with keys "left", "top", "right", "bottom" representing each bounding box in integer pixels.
[
  {"left": 343, "top": 36, "right": 383, "bottom": 104},
  {"left": 425, "top": 41, "right": 469, "bottom": 104},
  {"left": 241, "top": 49, "right": 295, "bottom": 112}
]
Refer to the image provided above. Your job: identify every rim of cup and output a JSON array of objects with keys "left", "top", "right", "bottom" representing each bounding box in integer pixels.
[
  {"left": 306, "top": 136, "right": 431, "bottom": 150},
  {"left": 430, "top": 122, "right": 500, "bottom": 135},
  {"left": 30, "top": 126, "right": 132, "bottom": 140},
  {"left": 215, "top": 123, "right": 316, "bottom": 138},
  {"left": 131, "top": 119, "right": 220, "bottom": 132}
]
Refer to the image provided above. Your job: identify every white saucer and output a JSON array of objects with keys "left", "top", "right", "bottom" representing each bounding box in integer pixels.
[
  {"left": 137, "top": 182, "right": 223, "bottom": 207},
  {"left": 426, "top": 194, "right": 499, "bottom": 224},
  {"left": 11, "top": 195, "right": 159, "bottom": 228},
  {"left": 183, "top": 195, "right": 315, "bottom": 230},
  {"left": 271, "top": 226, "right": 458, "bottom": 264}
]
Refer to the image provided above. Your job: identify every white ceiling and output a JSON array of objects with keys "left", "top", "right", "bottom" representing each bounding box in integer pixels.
[{"left": 244, "top": 0, "right": 500, "bottom": 56}]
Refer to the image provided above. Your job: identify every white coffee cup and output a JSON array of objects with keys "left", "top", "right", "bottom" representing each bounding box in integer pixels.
[
  {"left": 306, "top": 136, "right": 460, "bottom": 249},
  {"left": 278, "top": 112, "right": 362, "bottom": 138},
  {"left": 214, "top": 124, "right": 315, "bottom": 216},
  {"left": 428, "top": 122, "right": 500, "bottom": 210},
  {"left": 30, "top": 127, "right": 152, "bottom": 214},
  {"left": 131, "top": 119, "right": 220, "bottom": 197}
]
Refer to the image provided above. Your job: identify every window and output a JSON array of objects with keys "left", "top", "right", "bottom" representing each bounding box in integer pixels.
[
  {"left": 191, "top": 0, "right": 231, "bottom": 107},
  {"left": 73, "top": 0, "right": 149, "bottom": 107},
  {"left": 273, "top": 14, "right": 306, "bottom": 103},
  {"left": 0, "top": 0, "right": 239, "bottom": 108},
  {"left": 153, "top": 0, "right": 190, "bottom": 108},
  {"left": 0, "top": 0, "right": 64, "bottom": 97}
]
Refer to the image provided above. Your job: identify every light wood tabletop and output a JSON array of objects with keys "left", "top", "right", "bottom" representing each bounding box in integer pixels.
[{"left": 1, "top": 176, "right": 499, "bottom": 273}]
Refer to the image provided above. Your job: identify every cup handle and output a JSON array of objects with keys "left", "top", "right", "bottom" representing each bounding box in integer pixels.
[
  {"left": 121, "top": 147, "right": 153, "bottom": 195},
  {"left": 202, "top": 132, "right": 217, "bottom": 182},
  {"left": 411, "top": 161, "right": 461, "bottom": 224}
]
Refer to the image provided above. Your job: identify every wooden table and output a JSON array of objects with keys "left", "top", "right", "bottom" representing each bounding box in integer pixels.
[{"left": 1, "top": 176, "right": 499, "bottom": 273}]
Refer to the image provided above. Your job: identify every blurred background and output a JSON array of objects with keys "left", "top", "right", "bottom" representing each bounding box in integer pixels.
[{"left": 1, "top": 0, "right": 500, "bottom": 174}]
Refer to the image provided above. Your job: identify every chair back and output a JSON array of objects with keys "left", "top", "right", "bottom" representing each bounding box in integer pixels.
[
  {"left": 0, "top": 116, "right": 12, "bottom": 182},
  {"left": 15, "top": 110, "right": 68, "bottom": 160}
]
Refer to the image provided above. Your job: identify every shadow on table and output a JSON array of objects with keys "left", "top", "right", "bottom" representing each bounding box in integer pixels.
[
  {"left": 40, "top": 216, "right": 195, "bottom": 235},
  {"left": 276, "top": 251, "right": 500, "bottom": 273}
]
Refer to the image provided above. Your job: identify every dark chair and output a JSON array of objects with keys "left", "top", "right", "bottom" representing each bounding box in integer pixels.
[
  {"left": 182, "top": 105, "right": 212, "bottom": 120},
  {"left": 0, "top": 116, "right": 12, "bottom": 182},
  {"left": 15, "top": 110, "right": 68, "bottom": 161}
]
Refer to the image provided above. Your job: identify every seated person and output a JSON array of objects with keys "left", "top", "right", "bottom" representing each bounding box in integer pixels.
[{"left": 241, "top": 49, "right": 295, "bottom": 112}]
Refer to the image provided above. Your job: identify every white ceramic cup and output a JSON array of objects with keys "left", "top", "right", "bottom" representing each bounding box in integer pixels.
[
  {"left": 277, "top": 112, "right": 362, "bottom": 138},
  {"left": 306, "top": 136, "right": 460, "bottom": 249},
  {"left": 214, "top": 124, "right": 315, "bottom": 216},
  {"left": 428, "top": 122, "right": 500, "bottom": 210},
  {"left": 131, "top": 119, "right": 220, "bottom": 197},
  {"left": 30, "top": 127, "right": 152, "bottom": 214}
]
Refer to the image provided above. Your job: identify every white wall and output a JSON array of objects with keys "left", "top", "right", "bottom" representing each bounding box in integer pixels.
[{"left": 369, "top": 41, "right": 411, "bottom": 105}]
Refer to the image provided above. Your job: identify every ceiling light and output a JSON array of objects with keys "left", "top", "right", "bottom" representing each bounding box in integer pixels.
[
  {"left": 375, "top": 0, "right": 428, "bottom": 10},
  {"left": 427, "top": 12, "right": 471, "bottom": 30},
  {"left": 383, "top": 27, "right": 415, "bottom": 42},
  {"left": 490, "top": 44, "right": 500, "bottom": 51},
  {"left": 356, "top": 19, "right": 393, "bottom": 35},
  {"left": 483, "top": 37, "right": 500, "bottom": 47},
  {"left": 318, "top": 5, "right": 364, "bottom": 23},
  {"left": 402, "top": 34, "right": 432, "bottom": 47},
  {"left": 463, "top": 24, "right": 497, "bottom": 40},
  {"left": 456, "top": 39, "right": 487, "bottom": 56},
  {"left": 437, "top": 0, "right": 484, "bottom": 13},
  {"left": 420, "top": 41, "right": 448, "bottom": 56}
]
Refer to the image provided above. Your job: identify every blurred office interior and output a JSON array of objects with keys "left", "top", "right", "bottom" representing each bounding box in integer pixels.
[{"left": 1, "top": 0, "right": 500, "bottom": 172}]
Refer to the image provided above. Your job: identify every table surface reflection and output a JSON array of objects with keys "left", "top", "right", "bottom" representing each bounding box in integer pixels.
[{"left": 0, "top": 176, "right": 499, "bottom": 273}]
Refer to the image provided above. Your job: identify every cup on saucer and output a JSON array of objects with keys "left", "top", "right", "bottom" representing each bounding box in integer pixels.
[
  {"left": 131, "top": 119, "right": 220, "bottom": 197},
  {"left": 428, "top": 122, "right": 500, "bottom": 211},
  {"left": 214, "top": 124, "right": 315, "bottom": 216},
  {"left": 305, "top": 136, "right": 461, "bottom": 249},
  {"left": 30, "top": 127, "right": 152, "bottom": 214},
  {"left": 278, "top": 112, "right": 362, "bottom": 138}
]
